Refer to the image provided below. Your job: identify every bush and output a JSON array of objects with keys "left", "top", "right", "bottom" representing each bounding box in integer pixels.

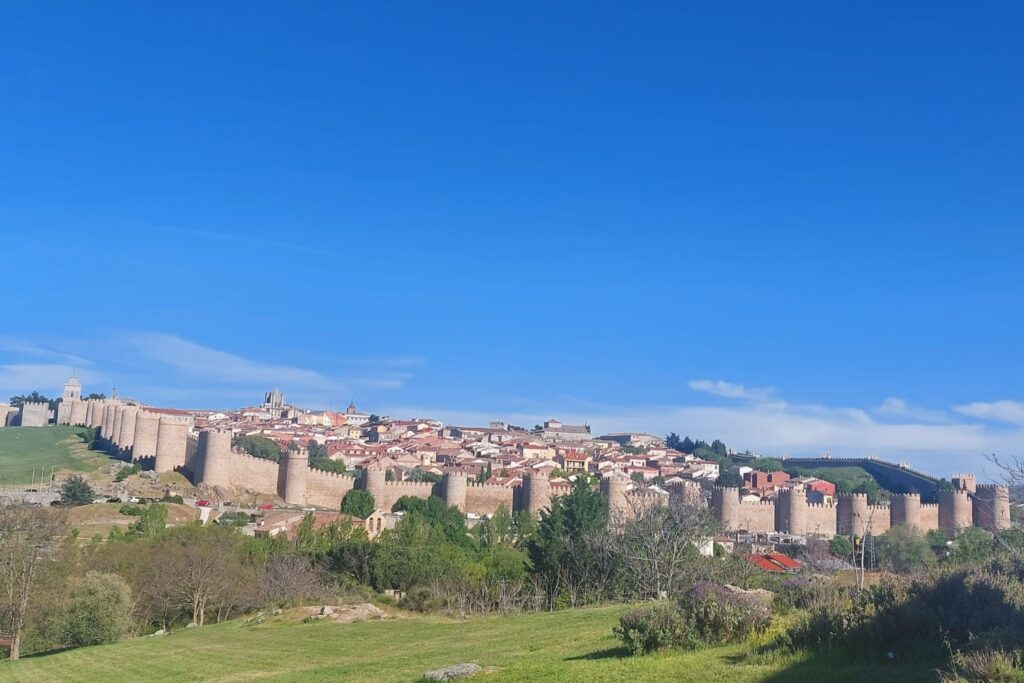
[
  {"left": 398, "top": 586, "right": 443, "bottom": 613},
  {"left": 119, "top": 503, "right": 143, "bottom": 516},
  {"left": 614, "top": 583, "right": 773, "bottom": 655},
  {"left": 60, "top": 475, "right": 95, "bottom": 507},
  {"left": 161, "top": 494, "right": 184, "bottom": 504},
  {"left": 679, "top": 582, "right": 771, "bottom": 646},
  {"left": 114, "top": 464, "right": 140, "bottom": 482},
  {"left": 341, "top": 490, "right": 375, "bottom": 518},
  {"left": 61, "top": 572, "right": 133, "bottom": 647},
  {"left": 941, "top": 649, "right": 1024, "bottom": 683},
  {"left": 614, "top": 604, "right": 691, "bottom": 655},
  {"left": 775, "top": 576, "right": 846, "bottom": 612}
]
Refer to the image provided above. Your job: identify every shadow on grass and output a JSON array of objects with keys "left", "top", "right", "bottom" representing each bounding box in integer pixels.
[
  {"left": 564, "top": 646, "right": 631, "bottom": 661},
  {"left": 750, "top": 645, "right": 941, "bottom": 683}
]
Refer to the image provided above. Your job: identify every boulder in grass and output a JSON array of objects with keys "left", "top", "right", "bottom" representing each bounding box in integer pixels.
[{"left": 424, "top": 663, "right": 482, "bottom": 681}]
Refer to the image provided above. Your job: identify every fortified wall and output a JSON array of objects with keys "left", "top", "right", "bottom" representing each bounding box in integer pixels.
[
  {"left": 184, "top": 428, "right": 556, "bottom": 516},
  {"left": 713, "top": 479, "right": 1010, "bottom": 538}
]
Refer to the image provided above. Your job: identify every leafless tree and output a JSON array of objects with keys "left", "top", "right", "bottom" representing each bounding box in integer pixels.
[
  {"left": 610, "top": 492, "right": 719, "bottom": 599},
  {"left": 258, "top": 554, "right": 325, "bottom": 607},
  {"left": 0, "top": 505, "right": 66, "bottom": 660}
]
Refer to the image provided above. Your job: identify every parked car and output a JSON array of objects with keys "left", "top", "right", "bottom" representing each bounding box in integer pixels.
[
  {"left": 106, "top": 497, "right": 121, "bottom": 503},
  {"left": 196, "top": 500, "right": 210, "bottom": 507},
  {"left": 258, "top": 503, "right": 273, "bottom": 511}
]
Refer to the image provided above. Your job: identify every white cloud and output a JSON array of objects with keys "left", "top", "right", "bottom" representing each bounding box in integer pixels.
[
  {"left": 688, "top": 379, "right": 774, "bottom": 401},
  {"left": 954, "top": 400, "right": 1024, "bottom": 426},
  {"left": 0, "top": 330, "right": 416, "bottom": 409},
  {"left": 125, "top": 331, "right": 331, "bottom": 388},
  {"left": 876, "top": 397, "right": 950, "bottom": 424},
  {"left": 0, "top": 364, "right": 104, "bottom": 398}
]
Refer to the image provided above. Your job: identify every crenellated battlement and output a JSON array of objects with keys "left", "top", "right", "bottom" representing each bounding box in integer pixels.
[{"left": 738, "top": 499, "right": 776, "bottom": 508}]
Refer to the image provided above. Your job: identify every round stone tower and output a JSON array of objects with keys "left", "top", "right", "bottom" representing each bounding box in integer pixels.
[
  {"left": 101, "top": 404, "right": 115, "bottom": 439},
  {"left": 837, "top": 493, "right": 870, "bottom": 537},
  {"left": 711, "top": 486, "right": 741, "bottom": 530},
  {"left": 523, "top": 471, "right": 553, "bottom": 517},
  {"left": 973, "top": 484, "right": 1011, "bottom": 532},
  {"left": 776, "top": 487, "right": 808, "bottom": 535},
  {"left": 110, "top": 405, "right": 126, "bottom": 449},
  {"left": 362, "top": 465, "right": 388, "bottom": 506},
  {"left": 69, "top": 400, "right": 88, "bottom": 427},
  {"left": 84, "top": 401, "right": 99, "bottom": 428},
  {"left": 280, "top": 447, "right": 309, "bottom": 506},
  {"left": 154, "top": 415, "right": 190, "bottom": 473},
  {"left": 117, "top": 407, "right": 138, "bottom": 452},
  {"left": 131, "top": 411, "right": 160, "bottom": 461},
  {"left": 938, "top": 488, "right": 973, "bottom": 537},
  {"left": 197, "top": 428, "right": 233, "bottom": 488},
  {"left": 890, "top": 493, "right": 922, "bottom": 530},
  {"left": 442, "top": 471, "right": 468, "bottom": 511},
  {"left": 601, "top": 472, "right": 631, "bottom": 521}
]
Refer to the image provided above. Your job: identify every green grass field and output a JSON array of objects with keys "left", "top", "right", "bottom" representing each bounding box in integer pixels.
[
  {"left": 0, "top": 605, "right": 935, "bottom": 683},
  {"left": 0, "top": 425, "right": 105, "bottom": 486}
]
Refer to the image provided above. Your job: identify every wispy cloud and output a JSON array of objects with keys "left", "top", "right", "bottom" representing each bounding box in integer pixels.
[
  {"left": 0, "top": 330, "right": 417, "bottom": 409},
  {"left": 0, "top": 364, "right": 105, "bottom": 398},
  {"left": 875, "top": 397, "right": 951, "bottom": 424},
  {"left": 125, "top": 331, "right": 331, "bottom": 388},
  {"left": 688, "top": 379, "right": 774, "bottom": 401},
  {"left": 954, "top": 400, "right": 1024, "bottom": 426}
]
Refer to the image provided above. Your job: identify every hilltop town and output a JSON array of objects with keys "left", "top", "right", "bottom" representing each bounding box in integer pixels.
[{"left": 3, "top": 376, "right": 1010, "bottom": 546}]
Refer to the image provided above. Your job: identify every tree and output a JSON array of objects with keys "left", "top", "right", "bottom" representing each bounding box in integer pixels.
[
  {"left": 611, "top": 494, "right": 719, "bottom": 599},
  {"left": 84, "top": 393, "right": 105, "bottom": 400},
  {"left": 60, "top": 571, "right": 132, "bottom": 647},
  {"left": 128, "top": 504, "right": 168, "bottom": 537},
  {"left": 306, "top": 440, "right": 326, "bottom": 459},
  {"left": 527, "top": 478, "right": 614, "bottom": 608},
  {"left": 947, "top": 527, "right": 995, "bottom": 564},
  {"left": 717, "top": 470, "right": 743, "bottom": 488},
  {"left": 0, "top": 505, "right": 67, "bottom": 660},
  {"left": 875, "top": 525, "right": 936, "bottom": 574},
  {"left": 341, "top": 490, "right": 375, "bottom": 518},
  {"left": 828, "top": 534, "right": 854, "bottom": 560},
  {"left": 154, "top": 525, "right": 248, "bottom": 626},
  {"left": 711, "top": 439, "right": 728, "bottom": 456},
  {"left": 60, "top": 476, "right": 95, "bottom": 507},
  {"left": 8, "top": 392, "right": 52, "bottom": 409},
  {"left": 232, "top": 435, "right": 281, "bottom": 462},
  {"left": 665, "top": 433, "right": 683, "bottom": 451},
  {"left": 407, "top": 467, "right": 441, "bottom": 483}
]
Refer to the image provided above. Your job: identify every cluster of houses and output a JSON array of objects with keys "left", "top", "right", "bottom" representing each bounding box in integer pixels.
[
  {"left": 730, "top": 466, "right": 837, "bottom": 505},
  {"left": 194, "top": 393, "right": 726, "bottom": 498}
]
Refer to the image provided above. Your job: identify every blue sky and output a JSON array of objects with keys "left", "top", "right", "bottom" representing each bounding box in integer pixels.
[{"left": 2, "top": 3, "right": 1023, "bottom": 474}]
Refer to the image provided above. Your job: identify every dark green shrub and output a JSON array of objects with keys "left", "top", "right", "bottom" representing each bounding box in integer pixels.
[
  {"left": 614, "top": 604, "right": 692, "bottom": 655},
  {"left": 398, "top": 586, "right": 442, "bottom": 613}
]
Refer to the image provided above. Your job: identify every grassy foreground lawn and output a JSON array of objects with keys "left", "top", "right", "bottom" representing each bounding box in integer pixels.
[
  {"left": 0, "top": 426, "right": 104, "bottom": 486},
  {"left": 0, "top": 605, "right": 934, "bottom": 683}
]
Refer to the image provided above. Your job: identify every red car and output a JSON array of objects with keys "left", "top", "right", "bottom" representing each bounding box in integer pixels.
[
  {"left": 196, "top": 500, "right": 210, "bottom": 507},
  {"left": 258, "top": 503, "right": 273, "bottom": 511}
]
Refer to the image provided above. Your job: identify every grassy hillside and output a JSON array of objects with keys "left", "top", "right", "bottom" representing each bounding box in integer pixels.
[
  {"left": 0, "top": 426, "right": 106, "bottom": 486},
  {"left": 0, "top": 605, "right": 932, "bottom": 683}
]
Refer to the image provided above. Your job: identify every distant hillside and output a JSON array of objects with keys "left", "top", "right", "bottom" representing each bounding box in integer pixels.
[{"left": 0, "top": 425, "right": 105, "bottom": 485}]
